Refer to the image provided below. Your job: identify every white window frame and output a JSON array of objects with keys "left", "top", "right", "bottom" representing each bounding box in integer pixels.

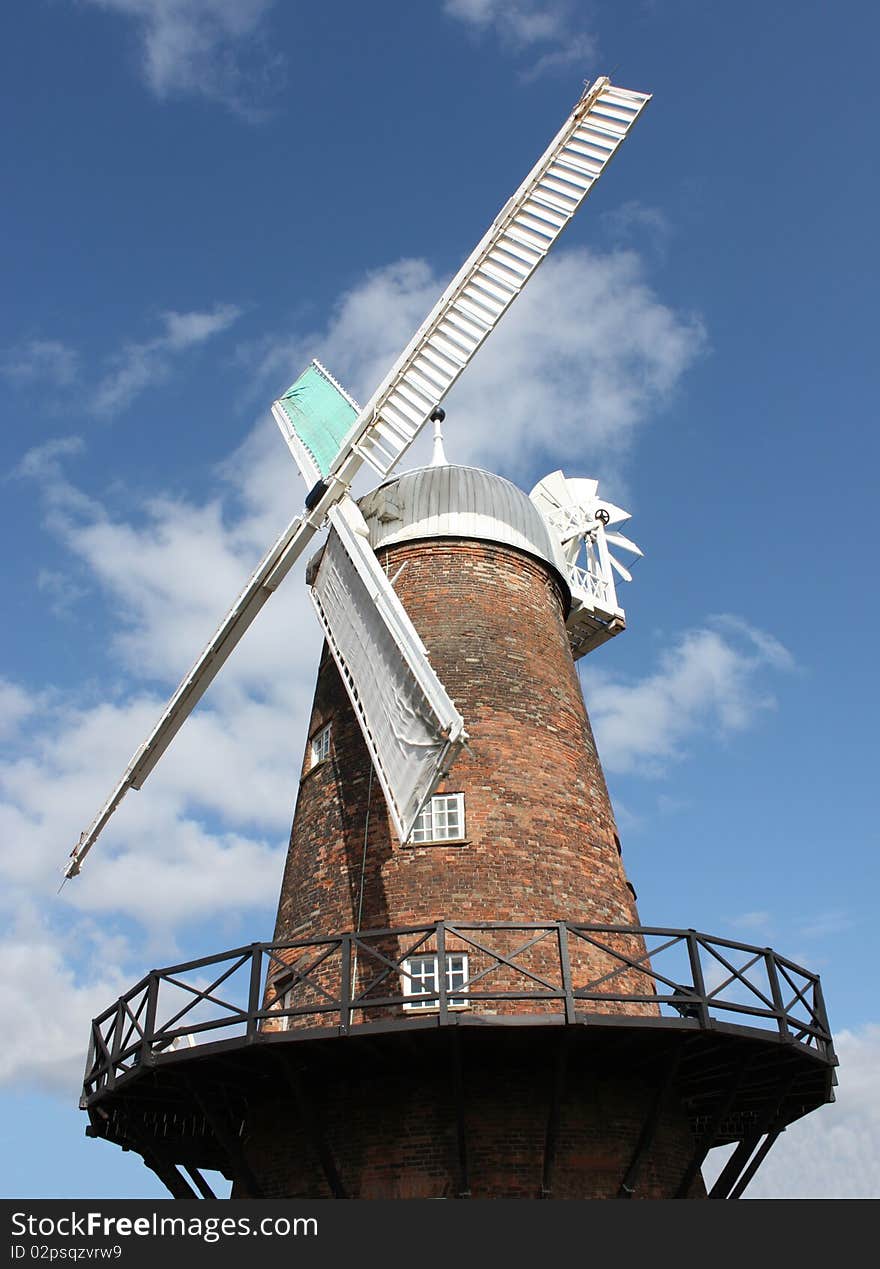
[
  {"left": 272, "top": 964, "right": 309, "bottom": 1031},
  {"left": 409, "top": 792, "right": 465, "bottom": 844},
  {"left": 310, "top": 722, "right": 331, "bottom": 767},
  {"left": 278, "top": 983, "right": 296, "bottom": 1031},
  {"left": 402, "top": 952, "right": 470, "bottom": 1010}
]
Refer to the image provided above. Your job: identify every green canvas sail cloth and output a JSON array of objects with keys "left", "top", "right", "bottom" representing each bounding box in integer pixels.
[{"left": 273, "top": 361, "right": 359, "bottom": 487}]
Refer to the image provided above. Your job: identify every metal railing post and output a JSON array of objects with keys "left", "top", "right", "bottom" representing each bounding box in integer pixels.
[
  {"left": 813, "top": 977, "right": 833, "bottom": 1059},
  {"left": 686, "top": 931, "right": 711, "bottom": 1029},
  {"left": 108, "top": 998, "right": 126, "bottom": 1088},
  {"left": 339, "top": 935, "right": 352, "bottom": 1035},
  {"left": 437, "top": 921, "right": 448, "bottom": 1024},
  {"left": 140, "top": 973, "right": 160, "bottom": 1065},
  {"left": 764, "top": 950, "right": 790, "bottom": 1040},
  {"left": 81, "top": 1026, "right": 98, "bottom": 1104},
  {"left": 558, "top": 922, "right": 576, "bottom": 1024},
  {"left": 246, "top": 945, "right": 263, "bottom": 1040}
]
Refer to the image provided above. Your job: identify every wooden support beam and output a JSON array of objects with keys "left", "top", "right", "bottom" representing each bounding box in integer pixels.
[
  {"left": 540, "top": 1034, "right": 569, "bottom": 1198},
  {"left": 451, "top": 1031, "right": 470, "bottom": 1198},
  {"left": 730, "top": 1129, "right": 784, "bottom": 1198},
  {"left": 117, "top": 1114, "right": 197, "bottom": 1201},
  {"left": 142, "top": 1153, "right": 198, "bottom": 1200},
  {"left": 675, "top": 1052, "right": 754, "bottom": 1198},
  {"left": 708, "top": 1072, "right": 795, "bottom": 1199},
  {"left": 618, "top": 1042, "right": 683, "bottom": 1199},
  {"left": 277, "top": 1059, "right": 347, "bottom": 1199},
  {"left": 707, "top": 1134, "right": 760, "bottom": 1201},
  {"left": 186, "top": 1081, "right": 265, "bottom": 1199},
  {"left": 183, "top": 1166, "right": 217, "bottom": 1200}
]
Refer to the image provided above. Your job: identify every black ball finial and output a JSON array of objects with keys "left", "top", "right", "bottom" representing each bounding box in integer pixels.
[{"left": 430, "top": 407, "right": 446, "bottom": 423}]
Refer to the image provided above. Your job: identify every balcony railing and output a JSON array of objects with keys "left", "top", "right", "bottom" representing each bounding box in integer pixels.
[
  {"left": 569, "top": 562, "right": 611, "bottom": 608},
  {"left": 82, "top": 921, "right": 835, "bottom": 1103}
]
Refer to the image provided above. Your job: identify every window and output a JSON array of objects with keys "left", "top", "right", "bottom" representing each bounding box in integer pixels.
[
  {"left": 271, "top": 960, "right": 310, "bottom": 1031},
  {"left": 410, "top": 793, "right": 465, "bottom": 843},
  {"left": 278, "top": 984, "right": 296, "bottom": 1031},
  {"left": 310, "top": 723, "right": 331, "bottom": 767},
  {"left": 402, "top": 953, "right": 469, "bottom": 1010}
]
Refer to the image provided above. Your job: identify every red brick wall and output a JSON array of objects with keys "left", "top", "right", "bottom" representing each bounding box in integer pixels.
[
  {"left": 238, "top": 1038, "right": 705, "bottom": 1200},
  {"left": 273, "top": 539, "right": 640, "bottom": 947}
]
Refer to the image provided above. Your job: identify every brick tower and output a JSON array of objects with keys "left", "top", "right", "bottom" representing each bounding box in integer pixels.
[
  {"left": 78, "top": 461, "right": 837, "bottom": 1200},
  {"left": 253, "top": 463, "right": 696, "bottom": 1198},
  {"left": 75, "top": 79, "right": 836, "bottom": 1200}
]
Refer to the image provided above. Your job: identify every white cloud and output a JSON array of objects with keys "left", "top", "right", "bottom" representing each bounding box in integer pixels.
[
  {"left": 727, "top": 910, "right": 772, "bottom": 931},
  {"left": 446, "top": 249, "right": 703, "bottom": 475},
  {"left": 12, "top": 437, "right": 94, "bottom": 525},
  {"left": 0, "top": 910, "right": 133, "bottom": 1093},
  {"left": 5, "top": 399, "right": 319, "bottom": 929},
  {"left": 799, "top": 911, "right": 854, "bottom": 939},
  {"left": 446, "top": 0, "right": 569, "bottom": 45},
  {"left": 3, "top": 499, "right": 313, "bottom": 924},
  {"left": 8, "top": 413, "right": 303, "bottom": 1101},
  {"left": 36, "top": 569, "right": 88, "bottom": 618},
  {"left": 1, "top": 418, "right": 314, "bottom": 1093},
  {"left": 247, "top": 248, "right": 705, "bottom": 485},
  {"left": 13, "top": 436, "right": 85, "bottom": 478},
  {"left": 446, "top": 0, "right": 576, "bottom": 47},
  {"left": 2, "top": 306, "right": 242, "bottom": 427},
  {"left": 602, "top": 200, "right": 671, "bottom": 256},
  {"left": 444, "top": 0, "right": 598, "bottom": 79},
  {"left": 583, "top": 617, "right": 795, "bottom": 776},
  {"left": 79, "top": 0, "right": 279, "bottom": 114},
  {"left": 66, "top": 497, "right": 256, "bottom": 677},
  {"left": 0, "top": 340, "right": 79, "bottom": 386},
  {"left": 160, "top": 307, "right": 240, "bottom": 347},
  {"left": 704, "top": 1024, "right": 880, "bottom": 1198},
  {"left": 0, "top": 679, "right": 36, "bottom": 741},
  {"left": 520, "top": 34, "right": 599, "bottom": 85},
  {"left": 15, "top": 428, "right": 307, "bottom": 691},
  {"left": 93, "top": 303, "right": 241, "bottom": 415}
]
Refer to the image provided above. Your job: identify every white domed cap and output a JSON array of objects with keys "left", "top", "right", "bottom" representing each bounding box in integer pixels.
[{"left": 358, "top": 465, "right": 571, "bottom": 606}]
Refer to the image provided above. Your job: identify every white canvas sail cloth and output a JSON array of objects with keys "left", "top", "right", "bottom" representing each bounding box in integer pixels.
[{"left": 309, "top": 497, "right": 467, "bottom": 842}]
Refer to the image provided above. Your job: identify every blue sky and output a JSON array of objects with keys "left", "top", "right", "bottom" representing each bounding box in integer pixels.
[{"left": 1, "top": 0, "right": 878, "bottom": 1199}]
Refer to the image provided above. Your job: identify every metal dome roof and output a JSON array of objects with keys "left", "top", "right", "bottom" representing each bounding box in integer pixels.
[{"left": 358, "top": 464, "right": 570, "bottom": 599}]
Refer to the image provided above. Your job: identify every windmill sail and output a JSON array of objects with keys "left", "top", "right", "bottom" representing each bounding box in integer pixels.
[
  {"left": 530, "top": 470, "right": 642, "bottom": 661},
  {"left": 310, "top": 497, "right": 467, "bottom": 842},
  {"left": 278, "top": 78, "right": 651, "bottom": 486},
  {"left": 332, "top": 79, "right": 651, "bottom": 480},
  {"left": 272, "top": 360, "right": 361, "bottom": 489},
  {"left": 66, "top": 75, "right": 649, "bottom": 878}
]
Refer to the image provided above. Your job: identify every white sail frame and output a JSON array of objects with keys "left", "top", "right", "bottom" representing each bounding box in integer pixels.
[
  {"left": 326, "top": 79, "right": 651, "bottom": 483},
  {"left": 309, "top": 497, "right": 467, "bottom": 842}
]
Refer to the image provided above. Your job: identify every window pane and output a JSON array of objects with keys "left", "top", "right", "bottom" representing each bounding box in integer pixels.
[
  {"left": 405, "top": 956, "right": 437, "bottom": 1007},
  {"left": 403, "top": 954, "right": 469, "bottom": 1009},
  {"left": 447, "top": 954, "right": 468, "bottom": 1005},
  {"left": 406, "top": 794, "right": 464, "bottom": 844},
  {"left": 411, "top": 804, "right": 432, "bottom": 842},
  {"left": 311, "top": 724, "right": 331, "bottom": 764}
]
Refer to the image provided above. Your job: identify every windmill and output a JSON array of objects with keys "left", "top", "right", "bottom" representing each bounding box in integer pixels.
[
  {"left": 65, "top": 76, "right": 651, "bottom": 878},
  {"left": 73, "top": 77, "right": 836, "bottom": 1202}
]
